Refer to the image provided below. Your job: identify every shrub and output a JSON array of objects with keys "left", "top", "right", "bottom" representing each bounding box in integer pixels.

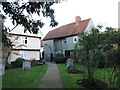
[
  {"left": 40, "top": 60, "right": 46, "bottom": 64},
  {"left": 88, "top": 49, "right": 108, "bottom": 68},
  {"left": 5, "top": 62, "right": 13, "bottom": 70},
  {"left": 31, "top": 60, "right": 40, "bottom": 66},
  {"left": 78, "top": 56, "right": 85, "bottom": 64},
  {"left": 53, "top": 54, "right": 66, "bottom": 63},
  {"left": 11, "top": 58, "right": 24, "bottom": 68},
  {"left": 31, "top": 60, "right": 45, "bottom": 66}
]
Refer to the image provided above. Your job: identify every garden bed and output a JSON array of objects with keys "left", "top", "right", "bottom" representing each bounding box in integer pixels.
[
  {"left": 57, "top": 64, "right": 114, "bottom": 88},
  {"left": 77, "top": 79, "right": 108, "bottom": 88},
  {"left": 68, "top": 70, "right": 85, "bottom": 74}
]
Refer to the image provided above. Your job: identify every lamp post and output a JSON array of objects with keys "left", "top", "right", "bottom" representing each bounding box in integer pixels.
[{"left": 45, "top": 44, "right": 53, "bottom": 62}]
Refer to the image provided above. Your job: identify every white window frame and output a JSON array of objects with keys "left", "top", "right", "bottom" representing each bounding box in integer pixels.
[
  {"left": 73, "top": 36, "right": 78, "bottom": 43},
  {"left": 21, "top": 36, "right": 28, "bottom": 44},
  {"left": 20, "top": 51, "right": 27, "bottom": 59}
]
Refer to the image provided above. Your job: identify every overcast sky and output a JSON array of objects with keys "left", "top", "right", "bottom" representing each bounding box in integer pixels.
[
  {"left": 4, "top": 0, "right": 119, "bottom": 38},
  {"left": 39, "top": 0, "right": 119, "bottom": 38}
]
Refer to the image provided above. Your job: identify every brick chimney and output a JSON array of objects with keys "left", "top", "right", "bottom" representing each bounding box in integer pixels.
[{"left": 75, "top": 16, "right": 81, "bottom": 25}]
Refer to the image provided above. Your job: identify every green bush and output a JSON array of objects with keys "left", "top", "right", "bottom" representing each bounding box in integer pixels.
[
  {"left": 40, "top": 60, "right": 46, "bottom": 64},
  {"left": 88, "top": 49, "right": 108, "bottom": 68},
  {"left": 11, "top": 58, "right": 24, "bottom": 68},
  {"left": 31, "top": 60, "right": 40, "bottom": 66},
  {"left": 31, "top": 60, "right": 45, "bottom": 66},
  {"left": 53, "top": 54, "right": 66, "bottom": 63},
  {"left": 5, "top": 62, "right": 13, "bottom": 70}
]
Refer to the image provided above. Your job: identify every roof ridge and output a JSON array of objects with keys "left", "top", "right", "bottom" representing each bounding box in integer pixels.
[
  {"left": 43, "top": 18, "right": 91, "bottom": 40},
  {"left": 49, "top": 18, "right": 91, "bottom": 32}
]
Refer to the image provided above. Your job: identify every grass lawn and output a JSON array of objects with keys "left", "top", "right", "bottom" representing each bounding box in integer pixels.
[
  {"left": 2, "top": 64, "right": 48, "bottom": 88},
  {"left": 58, "top": 64, "right": 84, "bottom": 88},
  {"left": 58, "top": 64, "right": 113, "bottom": 88}
]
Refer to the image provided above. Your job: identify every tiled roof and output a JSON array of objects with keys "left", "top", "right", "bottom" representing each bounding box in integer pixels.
[{"left": 43, "top": 18, "right": 91, "bottom": 41}]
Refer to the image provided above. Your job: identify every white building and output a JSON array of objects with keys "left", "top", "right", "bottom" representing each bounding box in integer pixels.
[{"left": 8, "top": 25, "right": 43, "bottom": 62}]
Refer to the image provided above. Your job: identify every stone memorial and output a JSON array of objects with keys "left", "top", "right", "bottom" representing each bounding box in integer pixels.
[
  {"left": 66, "top": 58, "right": 74, "bottom": 71},
  {"left": 0, "top": 59, "right": 5, "bottom": 76},
  {"left": 22, "top": 60, "right": 31, "bottom": 71}
]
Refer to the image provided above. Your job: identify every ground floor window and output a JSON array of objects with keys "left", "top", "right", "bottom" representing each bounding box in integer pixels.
[{"left": 20, "top": 51, "right": 27, "bottom": 59}]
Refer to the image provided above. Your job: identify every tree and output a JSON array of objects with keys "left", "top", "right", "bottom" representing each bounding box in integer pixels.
[
  {"left": 78, "top": 26, "right": 107, "bottom": 81},
  {"left": 1, "top": 1, "right": 59, "bottom": 47},
  {"left": 77, "top": 26, "right": 120, "bottom": 88},
  {"left": 100, "top": 27, "right": 120, "bottom": 88},
  {"left": 0, "top": 1, "right": 59, "bottom": 65}
]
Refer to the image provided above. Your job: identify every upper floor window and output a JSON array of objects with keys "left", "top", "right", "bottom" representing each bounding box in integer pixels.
[
  {"left": 73, "top": 36, "right": 78, "bottom": 43},
  {"left": 63, "top": 40, "right": 66, "bottom": 43},
  {"left": 22, "top": 36, "right": 27, "bottom": 44}
]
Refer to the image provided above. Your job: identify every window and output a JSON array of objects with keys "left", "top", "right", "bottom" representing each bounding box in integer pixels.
[
  {"left": 20, "top": 51, "right": 27, "bottom": 59},
  {"left": 63, "top": 40, "right": 66, "bottom": 43},
  {"left": 63, "top": 39, "right": 67, "bottom": 44},
  {"left": 24, "top": 37, "right": 27, "bottom": 44},
  {"left": 73, "top": 36, "right": 78, "bottom": 43},
  {"left": 22, "top": 36, "right": 28, "bottom": 44}
]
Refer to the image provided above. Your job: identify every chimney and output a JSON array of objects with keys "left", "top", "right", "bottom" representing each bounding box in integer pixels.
[{"left": 75, "top": 16, "right": 81, "bottom": 25}]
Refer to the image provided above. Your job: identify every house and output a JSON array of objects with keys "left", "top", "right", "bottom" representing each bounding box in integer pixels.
[
  {"left": 8, "top": 25, "right": 43, "bottom": 63},
  {"left": 43, "top": 16, "right": 94, "bottom": 62}
]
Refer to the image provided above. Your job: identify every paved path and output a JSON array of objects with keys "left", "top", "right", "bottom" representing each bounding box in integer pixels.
[{"left": 38, "top": 62, "right": 64, "bottom": 88}]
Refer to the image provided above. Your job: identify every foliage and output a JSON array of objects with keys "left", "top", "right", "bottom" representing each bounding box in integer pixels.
[
  {"left": 69, "top": 51, "right": 79, "bottom": 71},
  {"left": 2, "top": 65, "right": 48, "bottom": 88},
  {"left": 53, "top": 54, "right": 66, "bottom": 63},
  {"left": 40, "top": 60, "right": 46, "bottom": 64},
  {"left": 99, "top": 28, "right": 120, "bottom": 88},
  {"left": 2, "top": 28, "right": 12, "bottom": 47},
  {"left": 1, "top": 1, "right": 59, "bottom": 47},
  {"left": 5, "top": 62, "right": 13, "bottom": 70},
  {"left": 78, "top": 27, "right": 101, "bottom": 51},
  {"left": 78, "top": 27, "right": 104, "bottom": 81},
  {"left": 105, "top": 46, "right": 120, "bottom": 88},
  {"left": 89, "top": 49, "right": 108, "bottom": 68},
  {"left": 58, "top": 64, "right": 113, "bottom": 88},
  {"left": 101, "top": 28, "right": 120, "bottom": 52},
  {"left": 76, "top": 26, "right": 120, "bottom": 88},
  {"left": 31, "top": 60, "right": 40, "bottom": 66},
  {"left": 31, "top": 60, "right": 45, "bottom": 66},
  {"left": 86, "top": 49, "right": 108, "bottom": 80},
  {"left": 11, "top": 58, "right": 24, "bottom": 68}
]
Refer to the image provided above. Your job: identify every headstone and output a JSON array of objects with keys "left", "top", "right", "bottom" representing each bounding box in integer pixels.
[
  {"left": 0, "top": 59, "right": 5, "bottom": 76},
  {"left": 66, "top": 58, "right": 74, "bottom": 71},
  {"left": 22, "top": 60, "right": 31, "bottom": 71}
]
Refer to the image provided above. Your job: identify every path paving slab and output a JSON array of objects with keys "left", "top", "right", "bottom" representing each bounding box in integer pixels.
[{"left": 38, "top": 62, "right": 64, "bottom": 88}]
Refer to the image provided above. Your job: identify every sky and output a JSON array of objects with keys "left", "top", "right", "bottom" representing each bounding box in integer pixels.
[
  {"left": 39, "top": 0, "right": 119, "bottom": 38},
  {"left": 4, "top": 0, "right": 120, "bottom": 38}
]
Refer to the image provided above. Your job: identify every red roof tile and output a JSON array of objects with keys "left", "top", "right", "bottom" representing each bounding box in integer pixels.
[{"left": 43, "top": 18, "right": 91, "bottom": 41}]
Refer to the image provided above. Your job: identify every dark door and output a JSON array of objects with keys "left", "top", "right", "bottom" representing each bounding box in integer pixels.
[{"left": 65, "top": 50, "right": 70, "bottom": 59}]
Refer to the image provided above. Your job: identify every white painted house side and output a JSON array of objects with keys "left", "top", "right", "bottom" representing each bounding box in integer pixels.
[{"left": 8, "top": 25, "right": 43, "bottom": 63}]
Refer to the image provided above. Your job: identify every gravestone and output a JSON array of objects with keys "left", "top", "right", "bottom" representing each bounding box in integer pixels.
[
  {"left": 22, "top": 60, "right": 31, "bottom": 71},
  {"left": 66, "top": 58, "right": 74, "bottom": 71},
  {"left": 0, "top": 59, "right": 5, "bottom": 76}
]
